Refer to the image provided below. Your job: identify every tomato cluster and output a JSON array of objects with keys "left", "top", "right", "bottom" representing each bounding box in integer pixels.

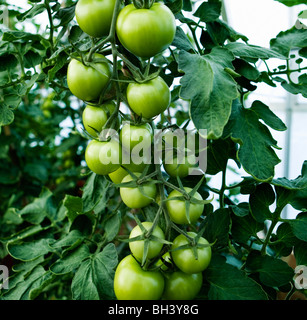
[{"left": 68, "top": 0, "right": 212, "bottom": 300}]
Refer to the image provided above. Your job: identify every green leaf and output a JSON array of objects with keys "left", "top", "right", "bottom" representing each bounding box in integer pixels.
[
  {"left": 270, "top": 27, "right": 307, "bottom": 57},
  {"left": 194, "top": 1, "right": 222, "bottom": 22},
  {"left": 63, "top": 194, "right": 83, "bottom": 213},
  {"left": 103, "top": 211, "right": 122, "bottom": 242},
  {"left": 287, "top": 212, "right": 307, "bottom": 242},
  {"left": 231, "top": 213, "right": 264, "bottom": 244},
  {"left": 279, "top": 74, "right": 307, "bottom": 98},
  {"left": 17, "top": 3, "right": 46, "bottom": 21},
  {"left": 202, "top": 208, "right": 230, "bottom": 249},
  {"left": 0, "top": 53, "right": 18, "bottom": 71},
  {"left": 171, "top": 26, "right": 195, "bottom": 52},
  {"left": 246, "top": 251, "right": 294, "bottom": 287},
  {"left": 24, "top": 50, "right": 43, "bottom": 68},
  {"left": 0, "top": 104, "right": 14, "bottom": 127},
  {"left": 226, "top": 42, "right": 286, "bottom": 60},
  {"left": 81, "top": 173, "right": 110, "bottom": 213},
  {"left": 53, "top": 4, "right": 76, "bottom": 26},
  {"left": 71, "top": 243, "right": 118, "bottom": 300},
  {"left": 19, "top": 187, "right": 56, "bottom": 224},
  {"left": 230, "top": 202, "right": 250, "bottom": 217},
  {"left": 50, "top": 244, "right": 91, "bottom": 275},
  {"left": 294, "top": 242, "right": 307, "bottom": 265},
  {"left": 249, "top": 183, "right": 275, "bottom": 223},
  {"left": 224, "top": 100, "right": 281, "bottom": 181},
  {"left": 2, "top": 30, "right": 42, "bottom": 42},
  {"left": 232, "top": 58, "right": 260, "bottom": 81},
  {"left": 7, "top": 238, "right": 55, "bottom": 261},
  {"left": 274, "top": 0, "right": 307, "bottom": 6},
  {"left": 205, "top": 254, "right": 268, "bottom": 300},
  {"left": 250, "top": 100, "right": 287, "bottom": 131},
  {"left": 179, "top": 48, "right": 239, "bottom": 139}
]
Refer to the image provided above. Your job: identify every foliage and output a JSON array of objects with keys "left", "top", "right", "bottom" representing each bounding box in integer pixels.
[{"left": 0, "top": 0, "right": 307, "bottom": 300}]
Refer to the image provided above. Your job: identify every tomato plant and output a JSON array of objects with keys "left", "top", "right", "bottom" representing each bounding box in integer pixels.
[
  {"left": 113, "top": 255, "right": 165, "bottom": 300},
  {"left": 0, "top": 0, "right": 307, "bottom": 303},
  {"left": 116, "top": 2, "right": 176, "bottom": 58}
]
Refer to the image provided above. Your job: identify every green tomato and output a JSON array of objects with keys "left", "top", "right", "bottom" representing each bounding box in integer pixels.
[
  {"left": 120, "top": 173, "right": 157, "bottom": 208},
  {"left": 114, "top": 255, "right": 165, "bottom": 300},
  {"left": 75, "top": 0, "right": 117, "bottom": 38},
  {"left": 127, "top": 76, "right": 171, "bottom": 119},
  {"left": 166, "top": 187, "right": 204, "bottom": 224},
  {"left": 85, "top": 139, "right": 121, "bottom": 175},
  {"left": 82, "top": 105, "right": 107, "bottom": 137},
  {"left": 171, "top": 232, "right": 212, "bottom": 274},
  {"left": 120, "top": 122, "right": 152, "bottom": 151},
  {"left": 108, "top": 166, "right": 128, "bottom": 183},
  {"left": 164, "top": 153, "right": 197, "bottom": 178},
  {"left": 129, "top": 221, "right": 165, "bottom": 262},
  {"left": 67, "top": 53, "right": 111, "bottom": 102},
  {"left": 162, "top": 271, "right": 203, "bottom": 300},
  {"left": 116, "top": 3, "right": 176, "bottom": 58}
]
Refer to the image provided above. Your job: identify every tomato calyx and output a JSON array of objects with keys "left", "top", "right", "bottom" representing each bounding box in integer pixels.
[{"left": 132, "top": 0, "right": 155, "bottom": 10}]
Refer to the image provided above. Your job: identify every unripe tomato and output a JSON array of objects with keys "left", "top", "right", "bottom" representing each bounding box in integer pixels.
[
  {"left": 164, "top": 152, "right": 197, "bottom": 178},
  {"left": 85, "top": 139, "right": 121, "bottom": 175},
  {"left": 162, "top": 271, "right": 203, "bottom": 300},
  {"left": 129, "top": 221, "right": 165, "bottom": 262},
  {"left": 171, "top": 232, "right": 212, "bottom": 274},
  {"left": 82, "top": 105, "right": 107, "bottom": 137},
  {"left": 67, "top": 53, "right": 111, "bottom": 102},
  {"left": 127, "top": 76, "right": 171, "bottom": 119},
  {"left": 108, "top": 166, "right": 128, "bottom": 184},
  {"left": 114, "top": 255, "right": 165, "bottom": 300},
  {"left": 120, "top": 122, "right": 153, "bottom": 151},
  {"left": 116, "top": 3, "right": 176, "bottom": 58},
  {"left": 166, "top": 187, "right": 204, "bottom": 224},
  {"left": 75, "top": 0, "right": 117, "bottom": 38},
  {"left": 120, "top": 173, "right": 157, "bottom": 208}
]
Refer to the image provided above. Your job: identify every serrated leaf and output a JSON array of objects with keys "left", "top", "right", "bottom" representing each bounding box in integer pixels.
[
  {"left": 179, "top": 48, "right": 239, "bottom": 139},
  {"left": 71, "top": 243, "right": 118, "bottom": 300},
  {"left": 270, "top": 27, "right": 307, "bottom": 57},
  {"left": 224, "top": 100, "right": 281, "bottom": 181},
  {"left": 206, "top": 254, "right": 268, "bottom": 300},
  {"left": 226, "top": 42, "right": 286, "bottom": 60}
]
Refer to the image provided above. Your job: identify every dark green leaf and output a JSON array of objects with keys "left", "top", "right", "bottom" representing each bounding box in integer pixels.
[
  {"left": 246, "top": 251, "right": 294, "bottom": 287},
  {"left": 249, "top": 183, "right": 275, "bottom": 223},
  {"left": 17, "top": 3, "right": 45, "bottom": 21},
  {"left": 274, "top": 0, "right": 307, "bottom": 6},
  {"left": 230, "top": 202, "right": 250, "bottom": 217},
  {"left": 194, "top": 1, "right": 222, "bottom": 22},
  {"left": 0, "top": 53, "right": 18, "bottom": 71},
  {"left": 206, "top": 254, "right": 268, "bottom": 300},
  {"left": 287, "top": 212, "right": 307, "bottom": 242},
  {"left": 0, "top": 104, "right": 14, "bottom": 127},
  {"left": 71, "top": 243, "right": 118, "bottom": 300},
  {"left": 294, "top": 242, "right": 307, "bottom": 265},
  {"left": 171, "top": 26, "right": 195, "bottom": 52}
]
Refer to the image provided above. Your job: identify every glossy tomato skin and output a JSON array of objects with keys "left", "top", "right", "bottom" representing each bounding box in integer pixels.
[
  {"left": 129, "top": 221, "right": 165, "bottom": 262},
  {"left": 171, "top": 232, "right": 212, "bottom": 274},
  {"left": 67, "top": 53, "right": 111, "bottom": 102},
  {"left": 75, "top": 0, "right": 116, "bottom": 38},
  {"left": 82, "top": 105, "right": 107, "bottom": 137},
  {"left": 116, "top": 3, "right": 176, "bottom": 58},
  {"left": 164, "top": 153, "right": 197, "bottom": 178},
  {"left": 162, "top": 271, "right": 203, "bottom": 300},
  {"left": 127, "top": 76, "right": 171, "bottom": 119},
  {"left": 120, "top": 173, "right": 157, "bottom": 208},
  {"left": 120, "top": 122, "right": 153, "bottom": 151},
  {"left": 85, "top": 139, "right": 121, "bottom": 175},
  {"left": 114, "top": 255, "right": 165, "bottom": 300},
  {"left": 166, "top": 187, "right": 204, "bottom": 224},
  {"left": 108, "top": 166, "right": 128, "bottom": 183}
]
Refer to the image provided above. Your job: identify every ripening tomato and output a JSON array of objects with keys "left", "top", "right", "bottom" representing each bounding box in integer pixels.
[
  {"left": 75, "top": 0, "right": 117, "bottom": 38},
  {"left": 127, "top": 76, "right": 171, "bottom": 119},
  {"left": 116, "top": 3, "right": 176, "bottom": 58},
  {"left": 114, "top": 255, "right": 165, "bottom": 300},
  {"left": 85, "top": 139, "right": 121, "bottom": 175},
  {"left": 129, "top": 221, "right": 165, "bottom": 262},
  {"left": 171, "top": 232, "right": 212, "bottom": 274},
  {"left": 67, "top": 53, "right": 111, "bottom": 102},
  {"left": 120, "top": 173, "right": 157, "bottom": 208},
  {"left": 166, "top": 187, "right": 204, "bottom": 224},
  {"left": 162, "top": 271, "right": 203, "bottom": 300}
]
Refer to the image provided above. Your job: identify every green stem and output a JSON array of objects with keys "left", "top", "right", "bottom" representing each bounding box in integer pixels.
[
  {"left": 45, "top": 0, "right": 54, "bottom": 53},
  {"left": 219, "top": 167, "right": 227, "bottom": 208}
]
